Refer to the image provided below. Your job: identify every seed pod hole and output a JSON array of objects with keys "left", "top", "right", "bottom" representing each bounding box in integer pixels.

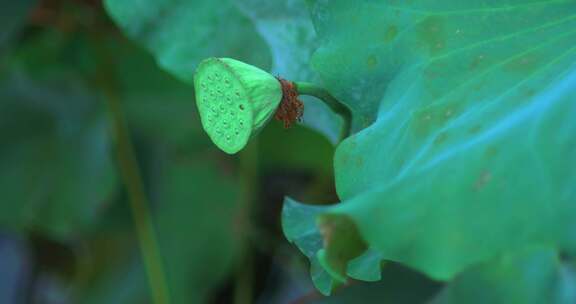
[{"left": 239, "top": 104, "right": 245, "bottom": 111}]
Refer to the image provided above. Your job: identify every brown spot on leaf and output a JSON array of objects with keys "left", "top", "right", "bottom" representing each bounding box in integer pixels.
[
  {"left": 417, "top": 16, "right": 445, "bottom": 55},
  {"left": 433, "top": 132, "right": 448, "bottom": 145},
  {"left": 384, "top": 25, "right": 398, "bottom": 43},
  {"left": 484, "top": 147, "right": 498, "bottom": 159},
  {"left": 468, "top": 125, "right": 482, "bottom": 134},
  {"left": 366, "top": 55, "right": 378, "bottom": 68},
  {"left": 474, "top": 171, "right": 492, "bottom": 190},
  {"left": 469, "top": 54, "right": 486, "bottom": 70}
]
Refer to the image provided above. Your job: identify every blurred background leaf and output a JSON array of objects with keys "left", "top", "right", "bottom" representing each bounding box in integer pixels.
[
  {"left": 0, "top": 30, "right": 117, "bottom": 240},
  {"left": 0, "top": 0, "right": 36, "bottom": 48}
]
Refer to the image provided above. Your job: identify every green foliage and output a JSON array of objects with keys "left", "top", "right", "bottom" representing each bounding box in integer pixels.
[
  {"left": 0, "top": 5, "right": 246, "bottom": 302},
  {"left": 0, "top": 0, "right": 36, "bottom": 48},
  {"left": 432, "top": 247, "right": 576, "bottom": 304},
  {"left": 2, "top": 0, "right": 576, "bottom": 302},
  {"left": 77, "top": 40, "right": 245, "bottom": 304},
  {"left": 155, "top": 161, "right": 243, "bottom": 304},
  {"left": 104, "top": 0, "right": 271, "bottom": 83},
  {"left": 0, "top": 33, "right": 117, "bottom": 239},
  {"left": 282, "top": 0, "right": 576, "bottom": 296},
  {"left": 107, "top": 0, "right": 576, "bottom": 301},
  {"left": 235, "top": 0, "right": 344, "bottom": 143}
]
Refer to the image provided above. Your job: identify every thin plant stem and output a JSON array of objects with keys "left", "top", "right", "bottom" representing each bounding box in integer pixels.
[
  {"left": 294, "top": 82, "right": 352, "bottom": 141},
  {"left": 95, "top": 43, "right": 171, "bottom": 304}
]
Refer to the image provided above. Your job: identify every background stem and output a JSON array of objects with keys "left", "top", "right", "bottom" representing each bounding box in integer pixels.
[
  {"left": 234, "top": 139, "right": 259, "bottom": 304},
  {"left": 96, "top": 43, "right": 171, "bottom": 304},
  {"left": 294, "top": 82, "right": 352, "bottom": 140}
]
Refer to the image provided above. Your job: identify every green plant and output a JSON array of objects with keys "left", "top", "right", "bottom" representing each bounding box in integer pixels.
[
  {"left": 193, "top": 57, "right": 352, "bottom": 154},
  {"left": 1, "top": 0, "right": 575, "bottom": 303},
  {"left": 194, "top": 57, "right": 282, "bottom": 154},
  {"left": 103, "top": 0, "right": 576, "bottom": 301}
]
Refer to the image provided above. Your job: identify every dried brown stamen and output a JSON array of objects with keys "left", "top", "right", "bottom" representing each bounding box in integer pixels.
[{"left": 275, "top": 77, "right": 304, "bottom": 128}]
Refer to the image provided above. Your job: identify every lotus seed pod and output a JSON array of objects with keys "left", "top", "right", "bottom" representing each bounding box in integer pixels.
[{"left": 193, "top": 57, "right": 283, "bottom": 154}]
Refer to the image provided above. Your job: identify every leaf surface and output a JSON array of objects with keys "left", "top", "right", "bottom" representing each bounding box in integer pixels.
[
  {"left": 284, "top": 0, "right": 576, "bottom": 296},
  {"left": 104, "top": 0, "right": 271, "bottom": 82}
]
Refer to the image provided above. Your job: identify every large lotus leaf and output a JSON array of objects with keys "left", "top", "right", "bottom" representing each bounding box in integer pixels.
[
  {"left": 433, "top": 247, "right": 576, "bottom": 304},
  {"left": 283, "top": 0, "right": 576, "bottom": 296},
  {"left": 104, "top": 0, "right": 271, "bottom": 83},
  {"left": 235, "top": 0, "right": 343, "bottom": 143}
]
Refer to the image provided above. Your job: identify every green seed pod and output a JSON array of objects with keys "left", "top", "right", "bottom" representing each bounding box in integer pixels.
[{"left": 193, "top": 57, "right": 283, "bottom": 154}]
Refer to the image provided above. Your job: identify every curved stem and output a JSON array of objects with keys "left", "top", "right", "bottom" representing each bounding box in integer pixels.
[{"left": 294, "top": 82, "right": 352, "bottom": 141}]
